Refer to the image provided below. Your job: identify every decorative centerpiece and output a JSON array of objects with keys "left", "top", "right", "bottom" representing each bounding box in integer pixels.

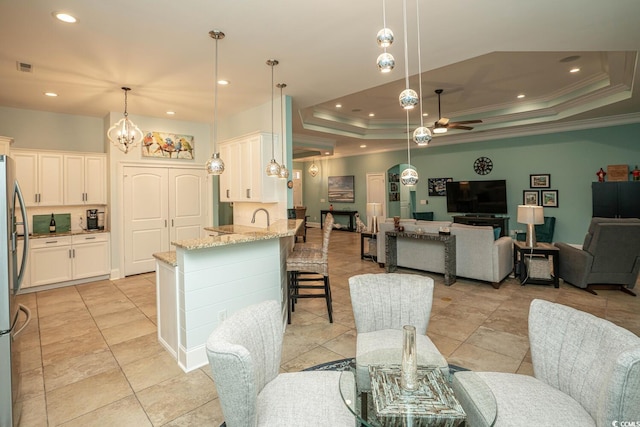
[
  {"left": 401, "top": 325, "right": 418, "bottom": 391},
  {"left": 393, "top": 216, "right": 401, "bottom": 231}
]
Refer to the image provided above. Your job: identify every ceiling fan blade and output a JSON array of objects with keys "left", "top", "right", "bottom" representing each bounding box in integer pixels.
[
  {"left": 448, "top": 124, "right": 474, "bottom": 131},
  {"left": 450, "top": 119, "right": 483, "bottom": 125}
]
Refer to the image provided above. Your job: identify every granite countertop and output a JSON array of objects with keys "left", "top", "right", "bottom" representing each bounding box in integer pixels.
[
  {"left": 153, "top": 251, "right": 177, "bottom": 266},
  {"left": 172, "top": 219, "right": 303, "bottom": 250}
]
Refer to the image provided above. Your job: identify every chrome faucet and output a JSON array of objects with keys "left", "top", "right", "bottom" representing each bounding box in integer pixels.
[{"left": 251, "top": 208, "right": 270, "bottom": 227}]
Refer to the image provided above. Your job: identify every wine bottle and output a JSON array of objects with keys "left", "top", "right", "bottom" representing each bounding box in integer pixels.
[{"left": 49, "top": 213, "right": 56, "bottom": 233}]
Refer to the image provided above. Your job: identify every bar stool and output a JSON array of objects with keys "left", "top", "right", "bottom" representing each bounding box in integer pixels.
[{"left": 286, "top": 213, "right": 334, "bottom": 324}]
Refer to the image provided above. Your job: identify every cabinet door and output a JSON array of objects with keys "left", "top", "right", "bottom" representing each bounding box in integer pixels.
[
  {"left": 241, "top": 137, "right": 257, "bottom": 200},
  {"left": 592, "top": 182, "right": 619, "bottom": 218},
  {"left": 616, "top": 182, "right": 640, "bottom": 218},
  {"left": 73, "top": 240, "right": 110, "bottom": 279},
  {"left": 169, "top": 169, "right": 210, "bottom": 246},
  {"left": 30, "top": 245, "right": 73, "bottom": 286},
  {"left": 64, "top": 154, "right": 86, "bottom": 205},
  {"left": 218, "top": 142, "right": 234, "bottom": 202},
  {"left": 12, "top": 151, "right": 38, "bottom": 207},
  {"left": 84, "top": 156, "right": 106, "bottom": 204},
  {"left": 38, "top": 153, "right": 64, "bottom": 206}
]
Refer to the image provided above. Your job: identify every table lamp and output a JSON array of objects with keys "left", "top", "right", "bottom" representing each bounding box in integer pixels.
[
  {"left": 366, "top": 202, "right": 381, "bottom": 233},
  {"left": 517, "top": 205, "right": 544, "bottom": 247}
]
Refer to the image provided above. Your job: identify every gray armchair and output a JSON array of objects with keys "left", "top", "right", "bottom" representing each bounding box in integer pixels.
[
  {"left": 554, "top": 217, "right": 640, "bottom": 296},
  {"left": 452, "top": 299, "right": 640, "bottom": 427},
  {"left": 206, "top": 300, "right": 355, "bottom": 427}
]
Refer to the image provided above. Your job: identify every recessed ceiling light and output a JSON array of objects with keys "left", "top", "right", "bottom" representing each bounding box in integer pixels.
[
  {"left": 218, "top": 80, "right": 229, "bottom": 85},
  {"left": 53, "top": 12, "right": 77, "bottom": 23},
  {"left": 324, "top": 151, "right": 330, "bottom": 155},
  {"left": 335, "top": 103, "right": 342, "bottom": 108},
  {"left": 570, "top": 67, "right": 581, "bottom": 73},
  {"left": 368, "top": 113, "right": 375, "bottom": 117},
  {"left": 422, "top": 113, "right": 429, "bottom": 117},
  {"left": 44, "top": 92, "right": 58, "bottom": 97},
  {"left": 517, "top": 94, "right": 525, "bottom": 99},
  {"left": 166, "top": 111, "right": 176, "bottom": 115},
  {"left": 360, "top": 144, "right": 367, "bottom": 148}
]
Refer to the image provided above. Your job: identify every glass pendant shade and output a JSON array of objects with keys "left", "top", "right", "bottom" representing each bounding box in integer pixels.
[
  {"left": 401, "top": 167, "right": 419, "bottom": 186},
  {"left": 205, "top": 152, "right": 225, "bottom": 175},
  {"left": 279, "top": 165, "right": 290, "bottom": 179},
  {"left": 308, "top": 162, "right": 319, "bottom": 177},
  {"left": 376, "top": 28, "right": 394, "bottom": 47},
  {"left": 413, "top": 126, "right": 432, "bottom": 146},
  {"left": 377, "top": 52, "right": 395, "bottom": 73},
  {"left": 107, "top": 87, "right": 143, "bottom": 154},
  {"left": 399, "top": 88, "right": 419, "bottom": 109},
  {"left": 266, "top": 159, "right": 281, "bottom": 177}
]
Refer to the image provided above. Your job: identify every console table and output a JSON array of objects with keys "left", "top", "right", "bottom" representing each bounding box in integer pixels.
[
  {"left": 385, "top": 231, "right": 456, "bottom": 285},
  {"left": 320, "top": 210, "right": 358, "bottom": 232},
  {"left": 453, "top": 215, "right": 509, "bottom": 237}
]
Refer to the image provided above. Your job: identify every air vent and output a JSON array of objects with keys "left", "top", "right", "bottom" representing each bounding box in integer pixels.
[{"left": 16, "top": 62, "right": 33, "bottom": 73}]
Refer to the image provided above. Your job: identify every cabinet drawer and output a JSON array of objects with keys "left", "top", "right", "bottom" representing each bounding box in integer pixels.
[
  {"left": 30, "top": 236, "right": 72, "bottom": 248},
  {"left": 72, "top": 233, "right": 110, "bottom": 245}
]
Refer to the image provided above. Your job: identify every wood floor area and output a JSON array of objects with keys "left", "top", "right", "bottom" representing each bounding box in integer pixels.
[{"left": 15, "top": 227, "right": 640, "bottom": 426}]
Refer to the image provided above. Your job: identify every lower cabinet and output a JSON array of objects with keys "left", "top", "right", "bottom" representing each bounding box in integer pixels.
[{"left": 23, "top": 232, "right": 110, "bottom": 290}]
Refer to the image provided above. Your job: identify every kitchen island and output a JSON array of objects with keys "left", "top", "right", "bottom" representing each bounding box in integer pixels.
[{"left": 154, "top": 219, "right": 302, "bottom": 372}]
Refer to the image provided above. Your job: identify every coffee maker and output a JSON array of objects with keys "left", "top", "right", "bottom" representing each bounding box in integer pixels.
[{"left": 87, "top": 209, "right": 99, "bottom": 230}]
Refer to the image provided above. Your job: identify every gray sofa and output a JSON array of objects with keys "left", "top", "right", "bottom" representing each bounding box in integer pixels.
[
  {"left": 555, "top": 217, "right": 640, "bottom": 295},
  {"left": 377, "top": 219, "right": 513, "bottom": 286},
  {"left": 452, "top": 299, "right": 640, "bottom": 427}
]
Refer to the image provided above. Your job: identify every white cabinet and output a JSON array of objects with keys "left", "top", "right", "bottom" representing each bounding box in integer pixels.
[
  {"left": 0, "top": 136, "right": 12, "bottom": 155},
  {"left": 12, "top": 150, "right": 64, "bottom": 207},
  {"left": 23, "top": 233, "right": 110, "bottom": 289},
  {"left": 64, "top": 154, "right": 107, "bottom": 205},
  {"left": 218, "top": 132, "right": 280, "bottom": 203}
]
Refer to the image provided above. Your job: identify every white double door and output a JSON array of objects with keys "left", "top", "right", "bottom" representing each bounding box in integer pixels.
[{"left": 123, "top": 166, "right": 211, "bottom": 276}]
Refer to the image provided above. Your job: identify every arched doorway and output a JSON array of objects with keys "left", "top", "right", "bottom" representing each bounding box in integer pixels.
[{"left": 386, "top": 164, "right": 415, "bottom": 219}]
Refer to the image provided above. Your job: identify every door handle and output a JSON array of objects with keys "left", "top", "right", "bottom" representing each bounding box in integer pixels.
[
  {"left": 246, "top": 189, "right": 251, "bottom": 198},
  {"left": 165, "top": 219, "right": 168, "bottom": 227},
  {"left": 226, "top": 189, "right": 230, "bottom": 198},
  {"left": 171, "top": 219, "right": 174, "bottom": 227}
]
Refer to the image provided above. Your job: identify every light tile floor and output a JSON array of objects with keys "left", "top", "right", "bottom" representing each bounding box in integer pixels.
[{"left": 15, "top": 228, "right": 640, "bottom": 426}]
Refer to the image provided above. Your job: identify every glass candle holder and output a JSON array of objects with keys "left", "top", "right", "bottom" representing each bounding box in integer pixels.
[{"left": 401, "top": 325, "right": 418, "bottom": 391}]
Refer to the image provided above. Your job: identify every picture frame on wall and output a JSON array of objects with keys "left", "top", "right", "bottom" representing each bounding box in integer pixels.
[
  {"left": 523, "top": 190, "right": 539, "bottom": 205},
  {"left": 142, "top": 131, "right": 195, "bottom": 159},
  {"left": 530, "top": 174, "right": 550, "bottom": 188},
  {"left": 328, "top": 175, "right": 355, "bottom": 203},
  {"left": 428, "top": 177, "right": 453, "bottom": 196},
  {"left": 542, "top": 190, "right": 559, "bottom": 207},
  {"left": 390, "top": 182, "right": 398, "bottom": 192}
]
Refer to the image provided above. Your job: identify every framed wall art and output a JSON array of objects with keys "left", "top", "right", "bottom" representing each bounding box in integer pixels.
[
  {"left": 142, "top": 131, "right": 195, "bottom": 159},
  {"left": 428, "top": 177, "right": 453, "bottom": 196},
  {"left": 530, "top": 174, "right": 550, "bottom": 188},
  {"left": 541, "top": 190, "right": 559, "bottom": 207},
  {"left": 523, "top": 190, "right": 539, "bottom": 205},
  {"left": 328, "top": 175, "right": 355, "bottom": 203}
]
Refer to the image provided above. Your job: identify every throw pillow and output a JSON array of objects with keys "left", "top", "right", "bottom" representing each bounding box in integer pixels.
[{"left": 493, "top": 227, "right": 501, "bottom": 240}]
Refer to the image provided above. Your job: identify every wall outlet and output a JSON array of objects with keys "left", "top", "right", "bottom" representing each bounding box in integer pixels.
[
  {"left": 320, "top": 198, "right": 326, "bottom": 203},
  {"left": 218, "top": 310, "right": 227, "bottom": 322},
  {"left": 420, "top": 199, "right": 427, "bottom": 205}
]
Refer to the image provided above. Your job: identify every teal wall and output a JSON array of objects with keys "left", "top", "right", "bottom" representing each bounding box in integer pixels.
[{"left": 300, "top": 123, "right": 640, "bottom": 244}]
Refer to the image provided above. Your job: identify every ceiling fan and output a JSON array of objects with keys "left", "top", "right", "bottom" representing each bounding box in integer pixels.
[{"left": 433, "top": 89, "right": 482, "bottom": 133}]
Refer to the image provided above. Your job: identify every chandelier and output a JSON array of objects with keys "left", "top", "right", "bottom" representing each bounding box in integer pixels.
[
  {"left": 107, "top": 87, "right": 143, "bottom": 154},
  {"left": 205, "top": 30, "right": 225, "bottom": 175}
]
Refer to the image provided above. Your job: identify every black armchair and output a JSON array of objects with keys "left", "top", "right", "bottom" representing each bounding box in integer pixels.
[
  {"left": 554, "top": 217, "right": 640, "bottom": 295},
  {"left": 516, "top": 216, "right": 555, "bottom": 243}
]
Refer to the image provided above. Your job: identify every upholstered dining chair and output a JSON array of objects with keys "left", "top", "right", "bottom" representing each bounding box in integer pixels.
[
  {"left": 286, "top": 213, "right": 334, "bottom": 323},
  {"left": 206, "top": 300, "right": 356, "bottom": 427},
  {"left": 452, "top": 299, "right": 640, "bottom": 427},
  {"left": 348, "top": 273, "right": 448, "bottom": 415}
]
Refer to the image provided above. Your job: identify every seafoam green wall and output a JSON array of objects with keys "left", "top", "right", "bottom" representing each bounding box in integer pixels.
[{"left": 301, "top": 122, "right": 640, "bottom": 244}]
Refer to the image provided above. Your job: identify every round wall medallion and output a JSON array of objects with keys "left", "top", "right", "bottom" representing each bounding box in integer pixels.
[
  {"left": 287, "top": 180, "right": 293, "bottom": 188},
  {"left": 473, "top": 157, "right": 493, "bottom": 175}
]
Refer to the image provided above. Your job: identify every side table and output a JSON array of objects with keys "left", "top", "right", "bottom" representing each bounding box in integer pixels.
[
  {"left": 360, "top": 232, "right": 377, "bottom": 261},
  {"left": 513, "top": 240, "right": 559, "bottom": 287}
]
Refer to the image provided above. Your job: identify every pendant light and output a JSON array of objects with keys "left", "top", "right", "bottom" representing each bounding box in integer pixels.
[
  {"left": 401, "top": 110, "right": 419, "bottom": 186},
  {"left": 412, "top": 0, "right": 432, "bottom": 146},
  {"left": 276, "top": 83, "right": 289, "bottom": 179},
  {"left": 205, "top": 30, "right": 225, "bottom": 175},
  {"left": 107, "top": 87, "right": 143, "bottom": 154},
  {"left": 398, "top": 0, "right": 418, "bottom": 110},
  {"left": 265, "top": 59, "right": 281, "bottom": 178},
  {"left": 376, "top": 0, "right": 395, "bottom": 73}
]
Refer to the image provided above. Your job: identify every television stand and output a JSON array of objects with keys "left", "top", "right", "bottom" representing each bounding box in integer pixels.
[{"left": 453, "top": 215, "right": 509, "bottom": 237}]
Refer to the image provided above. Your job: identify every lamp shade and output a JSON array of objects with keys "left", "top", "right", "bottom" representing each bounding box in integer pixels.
[
  {"left": 366, "top": 202, "right": 381, "bottom": 234},
  {"left": 517, "top": 205, "right": 544, "bottom": 225}
]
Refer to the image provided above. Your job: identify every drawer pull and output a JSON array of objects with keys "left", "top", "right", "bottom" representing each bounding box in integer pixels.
[
  {"left": 85, "top": 236, "right": 97, "bottom": 240},
  {"left": 46, "top": 241, "right": 58, "bottom": 244}
]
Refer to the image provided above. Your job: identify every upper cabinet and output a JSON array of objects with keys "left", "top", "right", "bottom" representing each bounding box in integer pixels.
[
  {"left": 12, "top": 150, "right": 64, "bottom": 207},
  {"left": 64, "top": 154, "right": 107, "bottom": 205},
  {"left": 218, "top": 131, "right": 281, "bottom": 203},
  {"left": 592, "top": 182, "right": 640, "bottom": 218},
  {"left": 13, "top": 149, "right": 106, "bottom": 207}
]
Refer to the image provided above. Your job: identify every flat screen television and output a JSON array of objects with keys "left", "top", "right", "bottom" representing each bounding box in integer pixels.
[{"left": 446, "top": 180, "right": 508, "bottom": 214}]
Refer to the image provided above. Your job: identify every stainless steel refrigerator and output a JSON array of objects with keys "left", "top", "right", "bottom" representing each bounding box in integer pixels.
[{"left": 0, "top": 155, "right": 30, "bottom": 427}]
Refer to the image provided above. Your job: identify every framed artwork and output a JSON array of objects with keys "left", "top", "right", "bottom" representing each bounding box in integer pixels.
[
  {"left": 389, "top": 192, "right": 399, "bottom": 201},
  {"left": 142, "top": 131, "right": 195, "bottom": 159},
  {"left": 328, "top": 175, "right": 355, "bottom": 203},
  {"left": 530, "top": 174, "right": 550, "bottom": 188},
  {"left": 523, "top": 190, "right": 539, "bottom": 205},
  {"left": 428, "top": 177, "right": 453, "bottom": 196},
  {"left": 390, "top": 182, "right": 398, "bottom": 192},
  {"left": 388, "top": 173, "right": 400, "bottom": 183},
  {"left": 542, "top": 190, "right": 559, "bottom": 207}
]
